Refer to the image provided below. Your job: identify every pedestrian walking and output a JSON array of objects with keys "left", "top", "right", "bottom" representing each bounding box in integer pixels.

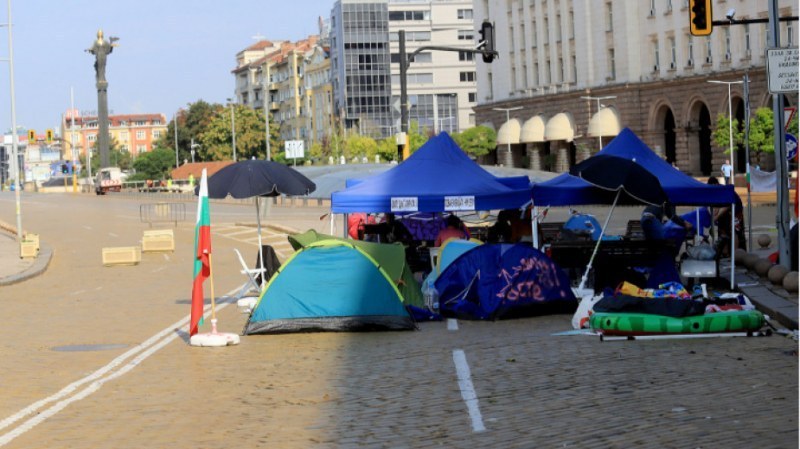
[{"left": 721, "top": 160, "right": 733, "bottom": 185}]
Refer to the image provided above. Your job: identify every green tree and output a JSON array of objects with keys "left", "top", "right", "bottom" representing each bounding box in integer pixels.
[
  {"left": 199, "top": 104, "right": 271, "bottom": 161},
  {"left": 345, "top": 134, "right": 378, "bottom": 161},
  {"left": 711, "top": 113, "right": 744, "bottom": 156},
  {"left": 407, "top": 121, "right": 427, "bottom": 155},
  {"left": 746, "top": 107, "right": 778, "bottom": 167},
  {"left": 131, "top": 148, "right": 176, "bottom": 180},
  {"left": 377, "top": 136, "right": 399, "bottom": 162},
  {"left": 451, "top": 125, "right": 497, "bottom": 158},
  {"left": 158, "top": 100, "right": 224, "bottom": 163}
]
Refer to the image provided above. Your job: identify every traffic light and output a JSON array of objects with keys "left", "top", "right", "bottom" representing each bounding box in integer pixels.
[
  {"left": 689, "top": 0, "right": 713, "bottom": 36},
  {"left": 45, "top": 129, "right": 54, "bottom": 144},
  {"left": 479, "top": 20, "right": 496, "bottom": 63},
  {"left": 28, "top": 129, "right": 35, "bottom": 142}
]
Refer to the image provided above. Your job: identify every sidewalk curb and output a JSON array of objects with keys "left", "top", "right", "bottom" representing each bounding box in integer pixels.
[{"left": 0, "top": 241, "right": 53, "bottom": 286}]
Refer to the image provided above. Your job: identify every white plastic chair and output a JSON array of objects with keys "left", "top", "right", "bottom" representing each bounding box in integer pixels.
[{"left": 233, "top": 248, "right": 265, "bottom": 299}]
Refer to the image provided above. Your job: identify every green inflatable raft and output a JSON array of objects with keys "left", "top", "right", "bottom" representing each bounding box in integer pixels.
[{"left": 589, "top": 310, "right": 765, "bottom": 336}]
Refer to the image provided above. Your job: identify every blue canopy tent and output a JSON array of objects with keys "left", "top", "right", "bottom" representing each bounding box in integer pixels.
[
  {"left": 531, "top": 128, "right": 736, "bottom": 207},
  {"left": 331, "top": 132, "right": 531, "bottom": 213},
  {"left": 531, "top": 128, "right": 739, "bottom": 289}
]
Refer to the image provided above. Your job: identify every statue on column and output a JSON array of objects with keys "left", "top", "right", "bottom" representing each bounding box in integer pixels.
[{"left": 85, "top": 29, "right": 118, "bottom": 84}]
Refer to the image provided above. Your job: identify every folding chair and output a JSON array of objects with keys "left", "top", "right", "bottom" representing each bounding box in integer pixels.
[{"left": 233, "top": 248, "right": 265, "bottom": 300}]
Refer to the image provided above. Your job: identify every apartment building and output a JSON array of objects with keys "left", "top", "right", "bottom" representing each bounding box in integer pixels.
[
  {"left": 473, "top": 0, "right": 798, "bottom": 174},
  {"left": 388, "top": 0, "right": 478, "bottom": 134},
  {"left": 60, "top": 110, "right": 167, "bottom": 160}
]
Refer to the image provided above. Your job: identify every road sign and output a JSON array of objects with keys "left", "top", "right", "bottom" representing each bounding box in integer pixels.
[
  {"left": 785, "top": 107, "right": 797, "bottom": 131},
  {"left": 284, "top": 140, "right": 304, "bottom": 159},
  {"left": 786, "top": 133, "right": 797, "bottom": 161},
  {"left": 766, "top": 48, "right": 799, "bottom": 94}
]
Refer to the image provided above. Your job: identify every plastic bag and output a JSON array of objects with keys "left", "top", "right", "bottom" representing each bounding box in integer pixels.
[
  {"left": 686, "top": 243, "right": 716, "bottom": 260},
  {"left": 571, "top": 294, "right": 603, "bottom": 329}
]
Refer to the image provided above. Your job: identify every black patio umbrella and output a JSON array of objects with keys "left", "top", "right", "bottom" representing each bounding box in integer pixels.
[
  {"left": 569, "top": 154, "right": 667, "bottom": 206},
  {"left": 568, "top": 154, "right": 667, "bottom": 291},
  {"left": 196, "top": 160, "right": 316, "bottom": 288},
  {"left": 201, "top": 159, "right": 316, "bottom": 199}
]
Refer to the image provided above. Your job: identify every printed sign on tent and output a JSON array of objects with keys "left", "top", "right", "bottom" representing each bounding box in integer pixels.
[
  {"left": 444, "top": 196, "right": 475, "bottom": 211},
  {"left": 391, "top": 197, "right": 418, "bottom": 212}
]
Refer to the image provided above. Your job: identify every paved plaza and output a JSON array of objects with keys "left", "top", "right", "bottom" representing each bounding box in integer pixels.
[{"left": 0, "top": 191, "right": 796, "bottom": 448}]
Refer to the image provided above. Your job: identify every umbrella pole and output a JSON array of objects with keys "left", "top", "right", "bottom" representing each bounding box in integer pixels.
[
  {"left": 256, "top": 197, "right": 265, "bottom": 290},
  {"left": 578, "top": 190, "right": 621, "bottom": 291}
]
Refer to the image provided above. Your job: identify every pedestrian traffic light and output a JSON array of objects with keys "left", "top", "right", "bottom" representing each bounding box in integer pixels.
[
  {"left": 479, "top": 20, "right": 496, "bottom": 63},
  {"left": 28, "top": 129, "right": 35, "bottom": 141},
  {"left": 689, "top": 0, "right": 713, "bottom": 36},
  {"left": 45, "top": 129, "right": 53, "bottom": 144}
]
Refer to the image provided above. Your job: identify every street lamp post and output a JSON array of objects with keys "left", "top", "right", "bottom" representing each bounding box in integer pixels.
[
  {"left": 263, "top": 68, "right": 271, "bottom": 161},
  {"left": 173, "top": 110, "right": 179, "bottom": 168},
  {"left": 190, "top": 139, "right": 200, "bottom": 164},
  {"left": 707, "top": 80, "right": 743, "bottom": 180},
  {"left": 493, "top": 106, "right": 523, "bottom": 167},
  {"left": 580, "top": 95, "right": 616, "bottom": 148},
  {"left": 227, "top": 98, "right": 237, "bottom": 161},
  {"left": 5, "top": 0, "right": 22, "bottom": 241}
]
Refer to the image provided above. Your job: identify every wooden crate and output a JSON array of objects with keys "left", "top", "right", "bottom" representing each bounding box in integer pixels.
[
  {"left": 102, "top": 246, "right": 141, "bottom": 266},
  {"left": 20, "top": 241, "right": 38, "bottom": 258},
  {"left": 142, "top": 229, "right": 175, "bottom": 252}
]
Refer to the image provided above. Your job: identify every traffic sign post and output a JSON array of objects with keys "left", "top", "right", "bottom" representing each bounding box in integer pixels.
[
  {"left": 284, "top": 140, "right": 304, "bottom": 167},
  {"left": 786, "top": 133, "right": 797, "bottom": 161}
]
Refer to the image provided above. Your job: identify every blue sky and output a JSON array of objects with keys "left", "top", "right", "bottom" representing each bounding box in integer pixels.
[{"left": 0, "top": 0, "right": 334, "bottom": 134}]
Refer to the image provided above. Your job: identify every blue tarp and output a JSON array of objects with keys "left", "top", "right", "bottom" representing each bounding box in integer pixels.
[
  {"left": 434, "top": 243, "right": 577, "bottom": 320},
  {"left": 531, "top": 128, "right": 737, "bottom": 206},
  {"left": 331, "top": 132, "right": 531, "bottom": 213}
]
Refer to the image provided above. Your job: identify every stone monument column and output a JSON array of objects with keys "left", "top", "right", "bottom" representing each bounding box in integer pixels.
[{"left": 86, "top": 30, "right": 118, "bottom": 169}]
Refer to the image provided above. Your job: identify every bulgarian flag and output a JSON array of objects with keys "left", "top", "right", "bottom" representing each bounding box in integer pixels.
[{"left": 190, "top": 169, "right": 212, "bottom": 336}]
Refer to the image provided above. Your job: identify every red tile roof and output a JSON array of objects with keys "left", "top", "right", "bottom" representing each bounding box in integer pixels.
[{"left": 170, "top": 161, "right": 234, "bottom": 180}]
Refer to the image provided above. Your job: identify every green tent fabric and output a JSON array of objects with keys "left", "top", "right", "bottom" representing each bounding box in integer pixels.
[
  {"left": 288, "top": 229, "right": 424, "bottom": 307},
  {"left": 244, "top": 239, "right": 416, "bottom": 334}
]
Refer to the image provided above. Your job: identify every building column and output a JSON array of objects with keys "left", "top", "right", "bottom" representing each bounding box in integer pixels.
[
  {"left": 528, "top": 143, "right": 542, "bottom": 170},
  {"left": 555, "top": 143, "right": 570, "bottom": 173}
]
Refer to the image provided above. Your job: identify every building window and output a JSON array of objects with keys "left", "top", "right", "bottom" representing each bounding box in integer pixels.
[
  {"left": 458, "top": 30, "right": 473, "bottom": 41},
  {"left": 136, "top": 130, "right": 146, "bottom": 140},
  {"left": 705, "top": 36, "right": 712, "bottom": 61},
  {"left": 153, "top": 130, "right": 161, "bottom": 139},
  {"left": 571, "top": 55, "right": 577, "bottom": 83},
  {"left": 459, "top": 51, "right": 474, "bottom": 61},
  {"left": 687, "top": 36, "right": 694, "bottom": 64},
  {"left": 544, "top": 18, "right": 549, "bottom": 44},
  {"left": 569, "top": 11, "right": 575, "bottom": 39},
  {"left": 136, "top": 145, "right": 146, "bottom": 154},
  {"left": 468, "top": 92, "right": 476, "bottom": 103},
  {"left": 558, "top": 57, "right": 564, "bottom": 82},
  {"left": 724, "top": 28, "right": 731, "bottom": 57},
  {"left": 457, "top": 9, "right": 473, "bottom": 20},
  {"left": 788, "top": 21, "right": 794, "bottom": 46},
  {"left": 653, "top": 40, "right": 660, "bottom": 69},
  {"left": 87, "top": 134, "right": 96, "bottom": 142},
  {"left": 546, "top": 59, "right": 551, "bottom": 84},
  {"left": 459, "top": 71, "right": 476, "bottom": 82},
  {"left": 389, "top": 10, "right": 429, "bottom": 21},
  {"left": 669, "top": 37, "right": 676, "bottom": 67},
  {"left": 744, "top": 24, "right": 751, "bottom": 52},
  {"left": 120, "top": 131, "right": 128, "bottom": 141},
  {"left": 608, "top": 49, "right": 616, "bottom": 79},
  {"left": 134, "top": 121, "right": 146, "bottom": 126},
  {"left": 606, "top": 2, "right": 613, "bottom": 32}
]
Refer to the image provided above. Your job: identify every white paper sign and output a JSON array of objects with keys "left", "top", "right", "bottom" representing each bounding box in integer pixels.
[
  {"left": 391, "top": 197, "right": 418, "bottom": 212},
  {"left": 766, "top": 48, "right": 799, "bottom": 94},
  {"left": 444, "top": 196, "right": 475, "bottom": 211}
]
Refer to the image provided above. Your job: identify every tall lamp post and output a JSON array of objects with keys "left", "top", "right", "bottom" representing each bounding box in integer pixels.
[
  {"left": 173, "top": 110, "right": 180, "bottom": 168},
  {"left": 580, "top": 95, "right": 616, "bottom": 148},
  {"left": 5, "top": 0, "right": 22, "bottom": 241},
  {"left": 707, "top": 80, "right": 743, "bottom": 180},
  {"left": 262, "top": 67, "right": 271, "bottom": 161},
  {"left": 493, "top": 106, "right": 523, "bottom": 167},
  {"left": 227, "top": 98, "right": 237, "bottom": 161}
]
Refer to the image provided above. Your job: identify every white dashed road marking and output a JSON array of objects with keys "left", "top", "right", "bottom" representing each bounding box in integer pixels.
[{"left": 452, "top": 349, "right": 486, "bottom": 433}]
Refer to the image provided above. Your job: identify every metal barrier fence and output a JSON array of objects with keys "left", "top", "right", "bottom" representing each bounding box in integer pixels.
[{"left": 139, "top": 202, "right": 187, "bottom": 228}]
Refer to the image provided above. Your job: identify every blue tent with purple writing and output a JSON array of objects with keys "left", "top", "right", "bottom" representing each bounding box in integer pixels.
[{"left": 434, "top": 243, "right": 577, "bottom": 320}]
